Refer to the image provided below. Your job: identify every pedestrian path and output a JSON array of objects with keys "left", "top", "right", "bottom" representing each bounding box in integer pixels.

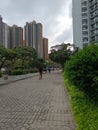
[{"left": 0, "top": 70, "right": 76, "bottom": 130}]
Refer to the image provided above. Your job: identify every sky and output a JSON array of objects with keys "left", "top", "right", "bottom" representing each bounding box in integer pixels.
[{"left": 0, "top": 0, "right": 72, "bottom": 49}]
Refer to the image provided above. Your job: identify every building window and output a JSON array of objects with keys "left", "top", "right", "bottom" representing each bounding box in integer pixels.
[
  {"left": 83, "top": 37, "right": 88, "bottom": 42},
  {"left": 82, "top": 1, "right": 87, "bottom": 6},
  {"left": 82, "top": 7, "right": 87, "bottom": 12}
]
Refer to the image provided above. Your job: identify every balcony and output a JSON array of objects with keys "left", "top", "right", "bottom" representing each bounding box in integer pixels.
[
  {"left": 90, "top": 4, "right": 98, "bottom": 13},
  {"left": 90, "top": 12, "right": 98, "bottom": 19},
  {"left": 82, "top": 27, "right": 88, "bottom": 30},
  {"left": 91, "top": 18, "right": 98, "bottom": 24},
  {"left": 83, "top": 37, "right": 89, "bottom": 43}
]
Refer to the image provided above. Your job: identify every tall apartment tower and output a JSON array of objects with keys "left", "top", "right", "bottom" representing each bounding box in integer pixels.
[
  {"left": 9, "top": 25, "right": 23, "bottom": 48},
  {"left": 24, "top": 22, "right": 30, "bottom": 47},
  {"left": 73, "top": 0, "right": 98, "bottom": 49},
  {"left": 7, "top": 26, "right": 11, "bottom": 48},
  {"left": 0, "top": 16, "right": 9, "bottom": 48},
  {"left": 2, "top": 23, "right": 9, "bottom": 48},
  {"left": 43, "top": 38, "right": 49, "bottom": 61},
  {"left": 24, "top": 21, "right": 43, "bottom": 58},
  {"left": 36, "top": 23, "right": 43, "bottom": 58},
  {"left": 0, "top": 15, "right": 3, "bottom": 46},
  {"left": 32, "top": 20, "right": 37, "bottom": 49},
  {"left": 24, "top": 21, "right": 37, "bottom": 48}
]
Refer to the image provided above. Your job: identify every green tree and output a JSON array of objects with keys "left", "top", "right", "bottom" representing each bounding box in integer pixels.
[
  {"left": 35, "top": 58, "right": 45, "bottom": 69},
  {"left": 13, "top": 46, "right": 37, "bottom": 69},
  {"left": 0, "top": 46, "right": 17, "bottom": 70},
  {"left": 49, "top": 43, "right": 72, "bottom": 68},
  {"left": 4, "top": 49, "right": 17, "bottom": 72}
]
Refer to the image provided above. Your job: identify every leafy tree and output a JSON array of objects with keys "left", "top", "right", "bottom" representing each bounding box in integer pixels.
[
  {"left": 4, "top": 51, "right": 17, "bottom": 73},
  {"left": 35, "top": 58, "right": 45, "bottom": 69},
  {"left": 0, "top": 46, "right": 17, "bottom": 70},
  {"left": 49, "top": 43, "right": 72, "bottom": 68},
  {"left": 13, "top": 46, "right": 37, "bottom": 69}
]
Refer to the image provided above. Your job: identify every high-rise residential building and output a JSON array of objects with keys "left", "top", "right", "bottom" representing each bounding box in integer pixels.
[
  {"left": 19, "top": 27, "right": 23, "bottom": 47},
  {"left": 24, "top": 22, "right": 30, "bottom": 47},
  {"left": 24, "top": 21, "right": 43, "bottom": 58},
  {"left": 73, "top": 0, "right": 98, "bottom": 49},
  {"left": 32, "top": 20, "right": 37, "bottom": 49},
  {"left": 9, "top": 25, "right": 23, "bottom": 48},
  {"left": 0, "top": 15, "right": 3, "bottom": 46},
  {"left": 0, "top": 16, "right": 23, "bottom": 48},
  {"left": 36, "top": 23, "right": 43, "bottom": 58},
  {"left": 24, "top": 21, "right": 37, "bottom": 48},
  {"left": 2, "top": 23, "right": 9, "bottom": 48},
  {"left": 43, "top": 38, "right": 49, "bottom": 61},
  {"left": 7, "top": 26, "right": 11, "bottom": 48},
  {"left": 0, "top": 16, "right": 9, "bottom": 48}
]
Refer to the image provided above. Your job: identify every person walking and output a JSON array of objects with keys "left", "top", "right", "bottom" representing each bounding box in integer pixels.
[
  {"left": 48, "top": 67, "right": 51, "bottom": 73},
  {"left": 38, "top": 66, "right": 43, "bottom": 80}
]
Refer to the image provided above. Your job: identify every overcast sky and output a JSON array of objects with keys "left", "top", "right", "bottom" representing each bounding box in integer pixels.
[{"left": 0, "top": 0, "right": 72, "bottom": 49}]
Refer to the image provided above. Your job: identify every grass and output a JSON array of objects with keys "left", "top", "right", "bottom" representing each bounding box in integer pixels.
[{"left": 64, "top": 77, "right": 98, "bottom": 130}]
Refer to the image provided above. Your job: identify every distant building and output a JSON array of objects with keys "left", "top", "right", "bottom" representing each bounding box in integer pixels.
[
  {"left": 9, "top": 25, "right": 23, "bottom": 48},
  {"left": 24, "top": 21, "right": 37, "bottom": 49},
  {"left": 0, "top": 16, "right": 3, "bottom": 46},
  {"left": 24, "top": 22, "right": 30, "bottom": 47},
  {"left": 7, "top": 26, "right": 11, "bottom": 48},
  {"left": 73, "top": 0, "right": 98, "bottom": 49},
  {"left": 32, "top": 21, "right": 37, "bottom": 49},
  {"left": 36, "top": 23, "right": 43, "bottom": 58},
  {"left": 2, "top": 22, "right": 9, "bottom": 48},
  {"left": 24, "top": 21, "right": 43, "bottom": 59},
  {"left": 0, "top": 16, "right": 9, "bottom": 48},
  {"left": 43, "top": 38, "right": 49, "bottom": 61}
]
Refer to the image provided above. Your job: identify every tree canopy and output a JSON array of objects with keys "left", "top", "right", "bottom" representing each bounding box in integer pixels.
[
  {"left": 0, "top": 46, "right": 17, "bottom": 69},
  {"left": 0, "top": 46, "right": 38, "bottom": 71},
  {"left": 49, "top": 43, "right": 72, "bottom": 68}
]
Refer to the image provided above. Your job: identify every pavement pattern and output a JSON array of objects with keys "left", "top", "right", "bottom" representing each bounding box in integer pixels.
[{"left": 0, "top": 71, "right": 77, "bottom": 130}]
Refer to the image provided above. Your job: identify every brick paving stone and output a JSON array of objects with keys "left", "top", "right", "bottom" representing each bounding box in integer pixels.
[{"left": 0, "top": 70, "right": 77, "bottom": 130}]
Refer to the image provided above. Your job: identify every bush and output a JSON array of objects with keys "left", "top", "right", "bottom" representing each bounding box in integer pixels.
[
  {"left": 10, "top": 69, "right": 29, "bottom": 75},
  {"left": 65, "top": 44, "right": 98, "bottom": 99},
  {"left": 29, "top": 68, "right": 38, "bottom": 73},
  {"left": 0, "top": 71, "right": 2, "bottom": 77}
]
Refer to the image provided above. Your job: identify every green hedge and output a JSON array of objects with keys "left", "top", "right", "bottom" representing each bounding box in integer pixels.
[
  {"left": 9, "top": 69, "right": 29, "bottom": 75},
  {"left": 9, "top": 69, "right": 38, "bottom": 75},
  {"left": 65, "top": 44, "right": 98, "bottom": 100}
]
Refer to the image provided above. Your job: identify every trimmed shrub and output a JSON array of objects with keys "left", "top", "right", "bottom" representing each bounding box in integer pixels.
[
  {"left": 65, "top": 44, "right": 98, "bottom": 99},
  {"left": 10, "top": 69, "right": 29, "bottom": 75},
  {"left": 29, "top": 68, "right": 38, "bottom": 73}
]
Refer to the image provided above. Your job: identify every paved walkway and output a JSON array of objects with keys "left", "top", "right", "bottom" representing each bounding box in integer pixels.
[{"left": 0, "top": 71, "right": 76, "bottom": 130}]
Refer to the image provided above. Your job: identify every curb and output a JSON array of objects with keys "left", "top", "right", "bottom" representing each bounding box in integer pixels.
[{"left": 0, "top": 73, "right": 39, "bottom": 85}]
